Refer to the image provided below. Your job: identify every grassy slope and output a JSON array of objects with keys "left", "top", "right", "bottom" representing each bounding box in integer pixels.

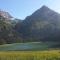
[{"left": 0, "top": 42, "right": 59, "bottom": 51}]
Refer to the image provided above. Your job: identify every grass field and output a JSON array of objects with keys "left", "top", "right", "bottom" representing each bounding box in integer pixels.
[{"left": 0, "top": 50, "right": 60, "bottom": 60}]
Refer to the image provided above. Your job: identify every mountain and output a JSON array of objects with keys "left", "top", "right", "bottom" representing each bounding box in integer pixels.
[
  {"left": 16, "top": 5, "right": 60, "bottom": 42},
  {"left": 0, "top": 10, "right": 23, "bottom": 44},
  {"left": 0, "top": 10, "right": 13, "bottom": 20},
  {"left": 0, "top": 5, "right": 60, "bottom": 44}
]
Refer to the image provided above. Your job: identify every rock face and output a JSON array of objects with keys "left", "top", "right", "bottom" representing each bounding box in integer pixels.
[
  {"left": 16, "top": 5, "right": 60, "bottom": 42},
  {"left": 0, "top": 10, "right": 13, "bottom": 20}
]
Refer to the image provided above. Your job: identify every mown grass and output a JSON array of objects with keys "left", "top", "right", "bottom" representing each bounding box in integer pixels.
[{"left": 0, "top": 50, "right": 60, "bottom": 60}]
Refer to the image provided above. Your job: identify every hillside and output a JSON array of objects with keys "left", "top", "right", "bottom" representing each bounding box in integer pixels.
[
  {"left": 16, "top": 5, "right": 60, "bottom": 42},
  {"left": 0, "top": 11, "right": 22, "bottom": 44}
]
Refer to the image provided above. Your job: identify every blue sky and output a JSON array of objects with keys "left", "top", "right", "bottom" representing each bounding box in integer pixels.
[{"left": 0, "top": 0, "right": 60, "bottom": 19}]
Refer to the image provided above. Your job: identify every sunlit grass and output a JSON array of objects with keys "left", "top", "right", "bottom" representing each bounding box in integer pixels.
[{"left": 0, "top": 50, "right": 60, "bottom": 60}]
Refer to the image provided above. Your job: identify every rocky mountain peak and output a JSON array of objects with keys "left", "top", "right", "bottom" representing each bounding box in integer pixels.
[
  {"left": 0, "top": 10, "right": 13, "bottom": 20},
  {"left": 31, "top": 5, "right": 53, "bottom": 16},
  {"left": 40, "top": 5, "right": 50, "bottom": 10}
]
